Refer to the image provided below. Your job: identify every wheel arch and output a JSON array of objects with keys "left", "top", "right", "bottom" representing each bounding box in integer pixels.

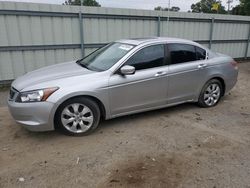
[
  {"left": 51, "top": 94, "right": 107, "bottom": 130},
  {"left": 204, "top": 76, "right": 226, "bottom": 96},
  {"left": 209, "top": 76, "right": 226, "bottom": 96},
  {"left": 197, "top": 76, "right": 225, "bottom": 107},
  {"left": 196, "top": 75, "right": 226, "bottom": 101}
]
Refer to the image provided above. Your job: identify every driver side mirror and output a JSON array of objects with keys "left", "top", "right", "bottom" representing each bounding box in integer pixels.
[{"left": 120, "top": 65, "right": 135, "bottom": 75}]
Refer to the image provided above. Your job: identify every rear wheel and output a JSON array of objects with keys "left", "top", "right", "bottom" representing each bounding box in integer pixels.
[
  {"left": 198, "top": 79, "right": 222, "bottom": 107},
  {"left": 55, "top": 97, "right": 100, "bottom": 136}
]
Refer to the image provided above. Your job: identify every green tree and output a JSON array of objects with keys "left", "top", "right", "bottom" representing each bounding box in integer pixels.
[
  {"left": 63, "top": 0, "right": 101, "bottom": 7},
  {"left": 154, "top": 6, "right": 162, "bottom": 11},
  {"left": 154, "top": 6, "right": 180, "bottom": 12},
  {"left": 232, "top": 0, "right": 250, "bottom": 15},
  {"left": 170, "top": 6, "right": 181, "bottom": 12},
  {"left": 191, "top": 0, "right": 226, "bottom": 14}
]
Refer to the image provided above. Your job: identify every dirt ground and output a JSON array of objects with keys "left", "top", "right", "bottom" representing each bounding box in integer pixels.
[{"left": 0, "top": 63, "right": 250, "bottom": 188}]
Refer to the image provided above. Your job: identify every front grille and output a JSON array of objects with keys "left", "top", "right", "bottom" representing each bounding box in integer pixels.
[{"left": 9, "top": 87, "right": 18, "bottom": 101}]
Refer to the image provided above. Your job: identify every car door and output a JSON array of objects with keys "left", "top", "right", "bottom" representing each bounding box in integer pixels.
[
  {"left": 167, "top": 43, "right": 208, "bottom": 104},
  {"left": 108, "top": 44, "right": 168, "bottom": 116}
]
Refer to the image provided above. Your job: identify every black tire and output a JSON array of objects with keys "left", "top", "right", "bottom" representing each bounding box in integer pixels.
[
  {"left": 198, "top": 79, "right": 223, "bottom": 108},
  {"left": 54, "top": 97, "right": 100, "bottom": 136}
]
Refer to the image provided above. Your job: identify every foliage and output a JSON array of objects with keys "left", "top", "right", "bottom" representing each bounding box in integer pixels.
[
  {"left": 232, "top": 0, "right": 250, "bottom": 16},
  {"left": 154, "top": 6, "right": 180, "bottom": 12},
  {"left": 191, "top": 0, "right": 227, "bottom": 14},
  {"left": 63, "top": 0, "right": 101, "bottom": 7}
]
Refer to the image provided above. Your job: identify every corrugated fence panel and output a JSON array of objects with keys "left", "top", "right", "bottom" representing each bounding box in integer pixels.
[
  {"left": 248, "top": 45, "right": 250, "bottom": 57},
  {"left": 163, "top": 21, "right": 211, "bottom": 40},
  {"left": 213, "top": 23, "right": 249, "bottom": 40},
  {"left": 212, "top": 43, "right": 247, "bottom": 58},
  {"left": 0, "top": 49, "right": 81, "bottom": 80},
  {"left": 0, "top": 1, "right": 250, "bottom": 82},
  {"left": 85, "top": 48, "right": 97, "bottom": 56},
  {"left": 84, "top": 18, "right": 158, "bottom": 43},
  {"left": 83, "top": 7, "right": 159, "bottom": 44},
  {"left": 0, "top": 52, "right": 13, "bottom": 80}
]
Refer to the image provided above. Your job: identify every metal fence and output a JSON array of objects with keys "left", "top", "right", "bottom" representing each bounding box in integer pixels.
[{"left": 0, "top": 1, "right": 250, "bottom": 83}]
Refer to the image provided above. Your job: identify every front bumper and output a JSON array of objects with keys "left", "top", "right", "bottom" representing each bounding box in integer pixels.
[{"left": 7, "top": 100, "right": 55, "bottom": 132}]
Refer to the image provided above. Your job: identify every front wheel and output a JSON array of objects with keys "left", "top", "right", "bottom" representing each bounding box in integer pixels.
[
  {"left": 55, "top": 97, "right": 100, "bottom": 136},
  {"left": 198, "top": 79, "right": 222, "bottom": 108}
]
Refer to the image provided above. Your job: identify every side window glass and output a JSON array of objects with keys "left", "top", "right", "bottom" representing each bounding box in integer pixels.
[
  {"left": 168, "top": 44, "right": 196, "bottom": 64},
  {"left": 125, "top": 45, "right": 165, "bottom": 70},
  {"left": 196, "top": 47, "right": 207, "bottom": 60}
]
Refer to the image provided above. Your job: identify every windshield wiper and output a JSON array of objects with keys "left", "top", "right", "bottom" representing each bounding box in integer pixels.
[
  {"left": 76, "top": 59, "right": 90, "bottom": 70},
  {"left": 76, "top": 59, "right": 82, "bottom": 65}
]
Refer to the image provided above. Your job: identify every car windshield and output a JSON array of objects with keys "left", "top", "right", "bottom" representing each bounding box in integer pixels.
[{"left": 78, "top": 42, "right": 135, "bottom": 71}]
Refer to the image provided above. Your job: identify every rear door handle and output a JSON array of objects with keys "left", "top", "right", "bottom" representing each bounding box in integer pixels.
[
  {"left": 155, "top": 71, "right": 167, "bottom": 77},
  {"left": 198, "top": 64, "right": 207, "bottom": 69}
]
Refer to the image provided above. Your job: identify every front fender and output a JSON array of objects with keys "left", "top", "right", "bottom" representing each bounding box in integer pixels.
[{"left": 47, "top": 90, "right": 110, "bottom": 130}]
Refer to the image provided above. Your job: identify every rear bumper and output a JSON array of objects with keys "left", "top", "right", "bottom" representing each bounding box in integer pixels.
[
  {"left": 225, "top": 68, "right": 238, "bottom": 94},
  {"left": 7, "top": 100, "right": 55, "bottom": 132}
]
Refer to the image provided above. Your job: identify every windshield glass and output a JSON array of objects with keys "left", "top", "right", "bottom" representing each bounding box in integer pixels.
[{"left": 78, "top": 42, "right": 135, "bottom": 71}]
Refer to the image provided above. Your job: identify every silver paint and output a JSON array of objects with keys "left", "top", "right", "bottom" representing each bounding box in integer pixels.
[{"left": 7, "top": 38, "right": 238, "bottom": 132}]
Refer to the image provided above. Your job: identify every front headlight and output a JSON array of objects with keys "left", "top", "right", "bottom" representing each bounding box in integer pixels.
[{"left": 16, "top": 87, "right": 59, "bottom": 103}]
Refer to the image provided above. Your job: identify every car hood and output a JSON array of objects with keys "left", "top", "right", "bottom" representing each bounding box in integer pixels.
[{"left": 12, "top": 61, "right": 93, "bottom": 91}]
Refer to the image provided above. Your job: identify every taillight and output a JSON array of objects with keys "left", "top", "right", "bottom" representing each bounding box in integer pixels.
[{"left": 231, "top": 60, "right": 238, "bottom": 69}]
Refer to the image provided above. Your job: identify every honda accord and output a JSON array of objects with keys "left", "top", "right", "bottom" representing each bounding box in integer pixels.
[{"left": 8, "top": 37, "right": 238, "bottom": 136}]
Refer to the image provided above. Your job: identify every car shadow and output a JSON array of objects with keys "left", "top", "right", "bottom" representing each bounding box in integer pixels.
[
  {"left": 17, "top": 102, "right": 197, "bottom": 140},
  {"left": 14, "top": 127, "right": 61, "bottom": 140},
  {"left": 19, "top": 96, "right": 231, "bottom": 139},
  {"left": 99, "top": 103, "right": 197, "bottom": 130}
]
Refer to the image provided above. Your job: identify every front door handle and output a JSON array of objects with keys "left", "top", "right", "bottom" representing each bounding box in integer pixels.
[
  {"left": 155, "top": 71, "right": 167, "bottom": 77},
  {"left": 198, "top": 64, "right": 207, "bottom": 69}
]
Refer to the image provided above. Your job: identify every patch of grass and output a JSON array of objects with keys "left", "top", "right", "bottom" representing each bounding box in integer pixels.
[
  {"left": 0, "top": 85, "right": 10, "bottom": 91},
  {"left": 0, "top": 80, "right": 12, "bottom": 91}
]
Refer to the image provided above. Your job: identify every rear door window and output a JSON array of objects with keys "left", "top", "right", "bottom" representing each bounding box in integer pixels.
[
  {"left": 196, "top": 47, "right": 207, "bottom": 60},
  {"left": 168, "top": 44, "right": 197, "bottom": 64}
]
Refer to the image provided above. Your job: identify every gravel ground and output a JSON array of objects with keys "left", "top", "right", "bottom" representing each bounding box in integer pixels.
[
  {"left": 0, "top": 88, "right": 8, "bottom": 107},
  {"left": 0, "top": 63, "right": 250, "bottom": 188}
]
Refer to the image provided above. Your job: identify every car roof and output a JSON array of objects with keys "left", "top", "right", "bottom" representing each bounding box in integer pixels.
[{"left": 116, "top": 37, "right": 200, "bottom": 47}]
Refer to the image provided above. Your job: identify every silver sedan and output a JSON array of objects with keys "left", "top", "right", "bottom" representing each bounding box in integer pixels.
[{"left": 8, "top": 37, "right": 238, "bottom": 136}]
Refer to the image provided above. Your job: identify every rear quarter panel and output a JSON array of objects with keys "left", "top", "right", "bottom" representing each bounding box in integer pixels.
[{"left": 194, "top": 55, "right": 238, "bottom": 100}]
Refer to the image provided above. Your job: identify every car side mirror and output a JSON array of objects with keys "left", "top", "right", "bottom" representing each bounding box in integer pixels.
[{"left": 120, "top": 65, "right": 135, "bottom": 75}]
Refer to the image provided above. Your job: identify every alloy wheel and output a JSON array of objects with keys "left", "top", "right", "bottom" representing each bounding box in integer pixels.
[
  {"left": 204, "top": 83, "right": 221, "bottom": 106},
  {"left": 61, "top": 103, "right": 94, "bottom": 133}
]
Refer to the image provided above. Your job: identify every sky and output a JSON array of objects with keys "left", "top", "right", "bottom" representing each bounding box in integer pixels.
[{"left": 0, "top": 0, "right": 240, "bottom": 12}]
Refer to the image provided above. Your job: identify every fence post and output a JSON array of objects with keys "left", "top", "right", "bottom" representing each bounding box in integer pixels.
[
  {"left": 157, "top": 16, "right": 161, "bottom": 37},
  {"left": 79, "top": 11, "right": 85, "bottom": 58},
  {"left": 245, "top": 24, "right": 250, "bottom": 59},
  {"left": 209, "top": 18, "right": 215, "bottom": 49}
]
